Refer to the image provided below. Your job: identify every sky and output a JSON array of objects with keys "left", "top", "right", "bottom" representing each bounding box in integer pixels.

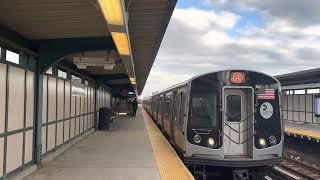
[{"left": 141, "top": 0, "right": 320, "bottom": 97}]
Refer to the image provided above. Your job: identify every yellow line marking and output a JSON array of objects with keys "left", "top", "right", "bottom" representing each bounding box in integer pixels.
[
  {"left": 285, "top": 128, "right": 320, "bottom": 139},
  {"left": 142, "top": 108, "right": 195, "bottom": 180}
]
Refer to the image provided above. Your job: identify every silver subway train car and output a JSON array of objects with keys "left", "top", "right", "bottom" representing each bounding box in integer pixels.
[{"left": 144, "top": 70, "right": 283, "bottom": 179}]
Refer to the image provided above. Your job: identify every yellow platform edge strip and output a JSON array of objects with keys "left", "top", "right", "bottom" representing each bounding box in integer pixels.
[
  {"left": 285, "top": 128, "right": 320, "bottom": 139},
  {"left": 141, "top": 108, "right": 195, "bottom": 180}
]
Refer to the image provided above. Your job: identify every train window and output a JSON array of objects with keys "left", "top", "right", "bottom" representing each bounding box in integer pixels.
[
  {"left": 226, "top": 94, "right": 242, "bottom": 122},
  {"left": 190, "top": 94, "right": 217, "bottom": 128}
]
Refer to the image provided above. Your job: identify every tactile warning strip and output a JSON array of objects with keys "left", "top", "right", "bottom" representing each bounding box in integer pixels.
[
  {"left": 285, "top": 128, "right": 320, "bottom": 142},
  {"left": 142, "top": 108, "right": 195, "bottom": 180}
]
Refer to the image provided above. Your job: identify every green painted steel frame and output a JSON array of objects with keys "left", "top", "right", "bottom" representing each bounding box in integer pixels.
[{"left": 0, "top": 47, "right": 36, "bottom": 179}]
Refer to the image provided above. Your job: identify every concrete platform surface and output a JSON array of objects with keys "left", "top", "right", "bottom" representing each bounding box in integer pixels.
[{"left": 25, "top": 109, "right": 160, "bottom": 180}]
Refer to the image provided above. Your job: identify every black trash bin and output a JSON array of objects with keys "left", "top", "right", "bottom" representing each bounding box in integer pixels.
[{"left": 98, "top": 107, "right": 111, "bottom": 130}]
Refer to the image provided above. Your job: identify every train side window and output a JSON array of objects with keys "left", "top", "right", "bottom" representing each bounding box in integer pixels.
[{"left": 226, "top": 94, "right": 242, "bottom": 122}]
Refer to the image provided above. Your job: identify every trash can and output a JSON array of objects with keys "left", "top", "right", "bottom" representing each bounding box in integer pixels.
[{"left": 98, "top": 107, "right": 112, "bottom": 130}]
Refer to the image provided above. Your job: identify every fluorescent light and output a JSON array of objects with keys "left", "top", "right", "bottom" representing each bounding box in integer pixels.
[
  {"left": 111, "top": 32, "right": 130, "bottom": 56},
  {"left": 97, "top": 0, "right": 124, "bottom": 26}
]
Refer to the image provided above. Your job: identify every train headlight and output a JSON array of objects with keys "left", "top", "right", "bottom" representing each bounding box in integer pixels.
[
  {"left": 258, "top": 138, "right": 267, "bottom": 148},
  {"left": 269, "top": 136, "right": 277, "bottom": 146},
  {"left": 193, "top": 134, "right": 201, "bottom": 144},
  {"left": 207, "top": 137, "right": 215, "bottom": 147}
]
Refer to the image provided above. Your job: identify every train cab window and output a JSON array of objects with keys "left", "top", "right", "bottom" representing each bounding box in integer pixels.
[
  {"left": 190, "top": 94, "right": 217, "bottom": 128},
  {"left": 226, "top": 94, "right": 242, "bottom": 122}
]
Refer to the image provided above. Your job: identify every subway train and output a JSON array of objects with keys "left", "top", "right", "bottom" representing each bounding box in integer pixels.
[{"left": 143, "top": 70, "right": 283, "bottom": 179}]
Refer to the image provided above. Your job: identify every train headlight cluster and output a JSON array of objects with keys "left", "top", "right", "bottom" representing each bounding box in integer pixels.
[
  {"left": 193, "top": 134, "right": 201, "bottom": 144},
  {"left": 207, "top": 137, "right": 215, "bottom": 147},
  {"left": 269, "top": 136, "right": 277, "bottom": 146},
  {"left": 258, "top": 138, "right": 267, "bottom": 148}
]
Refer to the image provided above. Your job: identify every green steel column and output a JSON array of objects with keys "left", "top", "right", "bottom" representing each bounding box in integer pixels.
[{"left": 34, "top": 71, "right": 43, "bottom": 166}]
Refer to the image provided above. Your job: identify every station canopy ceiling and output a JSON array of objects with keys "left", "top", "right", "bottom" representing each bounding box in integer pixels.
[{"left": 0, "top": 0, "right": 176, "bottom": 95}]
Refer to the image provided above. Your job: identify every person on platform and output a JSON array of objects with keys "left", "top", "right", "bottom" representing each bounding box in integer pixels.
[{"left": 132, "top": 98, "right": 138, "bottom": 116}]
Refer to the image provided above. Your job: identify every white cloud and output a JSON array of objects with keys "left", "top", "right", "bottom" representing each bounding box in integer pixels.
[{"left": 141, "top": 6, "right": 320, "bottom": 97}]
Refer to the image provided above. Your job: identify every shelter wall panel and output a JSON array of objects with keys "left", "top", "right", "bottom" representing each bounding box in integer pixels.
[
  {"left": 6, "top": 132, "right": 23, "bottom": 173},
  {"left": 64, "top": 82, "right": 71, "bottom": 118},
  {"left": 42, "top": 76, "right": 48, "bottom": 124},
  {"left": 57, "top": 79, "right": 64, "bottom": 120},
  {"left": 288, "top": 109, "right": 293, "bottom": 121},
  {"left": 8, "top": 66, "right": 25, "bottom": 131},
  {"left": 41, "top": 126, "right": 46, "bottom": 154},
  {"left": 71, "top": 96, "right": 75, "bottom": 117},
  {"left": 76, "top": 97, "right": 80, "bottom": 116},
  {"left": 75, "top": 118, "right": 79, "bottom": 135},
  {"left": 293, "top": 95, "right": 299, "bottom": 112},
  {"left": 80, "top": 117, "right": 83, "bottom": 133},
  {"left": 24, "top": 130, "right": 33, "bottom": 163},
  {"left": 306, "top": 113, "right": 313, "bottom": 123},
  {"left": 287, "top": 95, "right": 293, "bottom": 111},
  {"left": 56, "top": 122, "right": 63, "bottom": 146},
  {"left": 48, "top": 77, "right": 57, "bottom": 122},
  {"left": 64, "top": 120, "right": 70, "bottom": 142},
  {"left": 0, "top": 137, "right": 3, "bottom": 176},
  {"left": 26, "top": 71, "right": 34, "bottom": 128},
  {"left": 47, "top": 124, "right": 56, "bottom": 151},
  {"left": 282, "top": 95, "right": 287, "bottom": 110},
  {"left": 70, "top": 118, "right": 75, "bottom": 138},
  {"left": 0, "top": 64, "right": 6, "bottom": 134},
  {"left": 283, "top": 111, "right": 288, "bottom": 121},
  {"left": 306, "top": 95, "right": 313, "bottom": 112}
]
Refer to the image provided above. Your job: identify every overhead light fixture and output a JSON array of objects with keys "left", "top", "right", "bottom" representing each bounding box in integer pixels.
[
  {"left": 73, "top": 57, "right": 115, "bottom": 70},
  {"left": 112, "top": 32, "right": 130, "bottom": 56},
  {"left": 97, "top": 0, "right": 124, "bottom": 26}
]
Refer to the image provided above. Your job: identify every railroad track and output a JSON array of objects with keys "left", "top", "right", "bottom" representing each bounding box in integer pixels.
[{"left": 269, "top": 155, "right": 320, "bottom": 180}]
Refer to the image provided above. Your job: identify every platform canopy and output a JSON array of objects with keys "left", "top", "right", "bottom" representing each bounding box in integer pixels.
[{"left": 0, "top": 0, "right": 176, "bottom": 95}]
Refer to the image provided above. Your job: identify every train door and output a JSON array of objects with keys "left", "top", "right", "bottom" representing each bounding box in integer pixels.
[
  {"left": 174, "top": 90, "right": 186, "bottom": 151},
  {"left": 170, "top": 91, "right": 178, "bottom": 143},
  {"left": 223, "top": 87, "right": 254, "bottom": 157}
]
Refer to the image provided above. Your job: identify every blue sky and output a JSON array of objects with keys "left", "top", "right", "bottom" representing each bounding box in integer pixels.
[{"left": 141, "top": 0, "right": 320, "bottom": 97}]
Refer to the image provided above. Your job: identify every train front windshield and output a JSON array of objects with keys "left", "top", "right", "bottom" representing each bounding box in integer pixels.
[{"left": 188, "top": 74, "right": 222, "bottom": 148}]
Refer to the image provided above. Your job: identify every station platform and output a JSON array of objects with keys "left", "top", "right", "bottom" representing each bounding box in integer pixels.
[
  {"left": 284, "top": 121, "right": 320, "bottom": 142},
  {"left": 24, "top": 107, "right": 194, "bottom": 180}
]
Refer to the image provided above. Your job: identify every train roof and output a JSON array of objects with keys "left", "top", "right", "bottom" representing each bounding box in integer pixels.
[{"left": 150, "top": 69, "right": 280, "bottom": 98}]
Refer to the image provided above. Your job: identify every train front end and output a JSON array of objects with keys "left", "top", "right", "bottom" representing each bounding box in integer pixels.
[{"left": 185, "top": 70, "right": 283, "bottom": 170}]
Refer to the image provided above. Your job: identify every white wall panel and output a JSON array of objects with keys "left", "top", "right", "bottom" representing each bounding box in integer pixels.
[
  {"left": 48, "top": 77, "right": 57, "bottom": 122},
  {"left": 42, "top": 76, "right": 48, "bottom": 124},
  {"left": 64, "top": 82, "right": 71, "bottom": 118},
  {"left": 306, "top": 95, "right": 313, "bottom": 112},
  {"left": 57, "top": 79, "right": 64, "bottom": 120},
  {"left": 56, "top": 122, "right": 63, "bottom": 146},
  {"left": 64, "top": 120, "right": 70, "bottom": 142},
  {"left": 0, "top": 137, "right": 3, "bottom": 176},
  {"left": 26, "top": 71, "right": 34, "bottom": 128},
  {"left": 70, "top": 118, "right": 75, "bottom": 138},
  {"left": 288, "top": 95, "right": 293, "bottom": 111},
  {"left": 80, "top": 117, "right": 83, "bottom": 133},
  {"left": 0, "top": 64, "right": 6, "bottom": 134},
  {"left": 41, "top": 126, "right": 46, "bottom": 154},
  {"left": 8, "top": 66, "right": 25, "bottom": 131},
  {"left": 299, "top": 95, "right": 305, "bottom": 122},
  {"left": 75, "top": 118, "right": 79, "bottom": 135},
  {"left": 47, "top": 124, "right": 56, "bottom": 151},
  {"left": 76, "top": 97, "right": 80, "bottom": 116},
  {"left": 6, "top": 132, "right": 23, "bottom": 173},
  {"left": 24, "top": 130, "right": 33, "bottom": 163},
  {"left": 71, "top": 96, "right": 75, "bottom": 117}
]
